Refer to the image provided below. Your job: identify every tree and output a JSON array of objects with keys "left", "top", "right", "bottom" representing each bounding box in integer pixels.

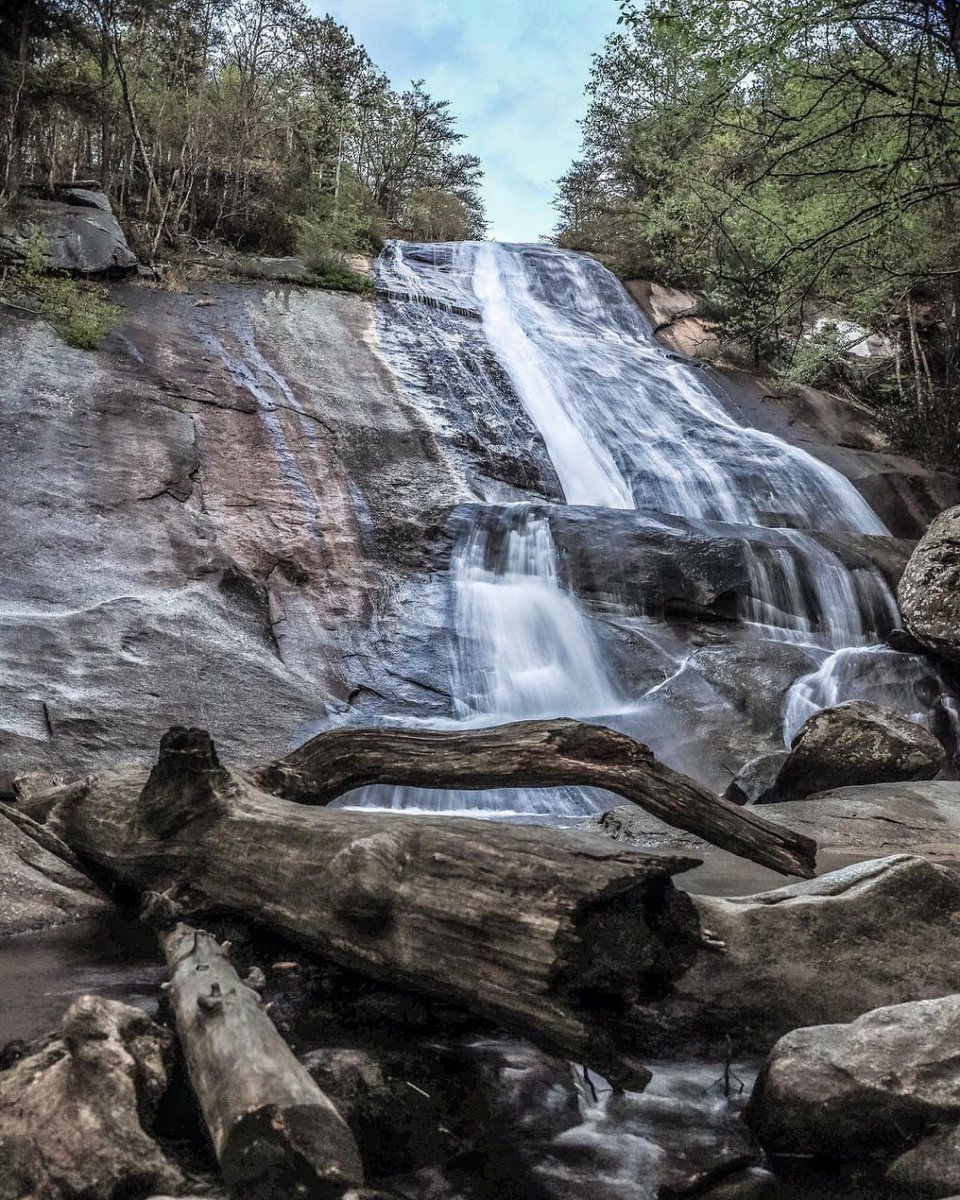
[{"left": 556, "top": 0, "right": 960, "bottom": 464}]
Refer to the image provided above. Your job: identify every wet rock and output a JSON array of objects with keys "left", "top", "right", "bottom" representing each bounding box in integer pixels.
[
  {"left": 0, "top": 995, "right": 182, "bottom": 1200},
  {"left": 0, "top": 284, "right": 470, "bottom": 779},
  {"left": 888, "top": 625, "right": 927, "bottom": 654},
  {"left": 759, "top": 700, "right": 946, "bottom": 802},
  {"left": 0, "top": 197, "right": 137, "bottom": 275},
  {"left": 442, "top": 504, "right": 911, "bottom": 630},
  {"left": 900, "top": 505, "right": 960, "bottom": 663},
  {"left": 0, "top": 805, "right": 107, "bottom": 934},
  {"left": 723, "top": 752, "right": 789, "bottom": 805},
  {"left": 641, "top": 855, "right": 960, "bottom": 1051},
  {"left": 758, "top": 781, "right": 960, "bottom": 854},
  {"left": 746, "top": 993, "right": 960, "bottom": 1163},
  {"left": 709, "top": 365, "right": 960, "bottom": 538},
  {"left": 687, "top": 646, "right": 817, "bottom": 733}
]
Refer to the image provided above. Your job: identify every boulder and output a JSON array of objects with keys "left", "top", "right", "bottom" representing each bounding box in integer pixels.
[
  {"left": 640, "top": 855, "right": 960, "bottom": 1051},
  {"left": 0, "top": 995, "right": 183, "bottom": 1200},
  {"left": 0, "top": 804, "right": 107, "bottom": 934},
  {"left": 888, "top": 1126, "right": 960, "bottom": 1197},
  {"left": 758, "top": 781, "right": 960, "bottom": 855},
  {"left": 900, "top": 505, "right": 960, "bottom": 662},
  {"left": 0, "top": 198, "right": 137, "bottom": 275},
  {"left": 746, "top": 993, "right": 960, "bottom": 1163},
  {"left": 723, "top": 751, "right": 789, "bottom": 805},
  {"left": 759, "top": 700, "right": 945, "bottom": 802},
  {"left": 52, "top": 187, "right": 113, "bottom": 213}
]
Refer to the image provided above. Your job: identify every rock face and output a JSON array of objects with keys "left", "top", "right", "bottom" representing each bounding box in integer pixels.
[
  {"left": 747, "top": 993, "right": 960, "bottom": 1166},
  {"left": 1, "top": 268, "right": 955, "bottom": 790},
  {"left": 0, "top": 284, "right": 466, "bottom": 778},
  {"left": 638, "top": 855, "right": 960, "bottom": 1050},
  {"left": 0, "top": 804, "right": 106, "bottom": 934},
  {"left": 758, "top": 781, "right": 960, "bottom": 855},
  {"left": 0, "top": 197, "right": 137, "bottom": 275},
  {"left": 0, "top": 995, "right": 182, "bottom": 1200},
  {"left": 899, "top": 505, "right": 960, "bottom": 662},
  {"left": 760, "top": 700, "right": 946, "bottom": 802}
]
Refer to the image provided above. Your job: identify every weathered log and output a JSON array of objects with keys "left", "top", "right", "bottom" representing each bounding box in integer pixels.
[
  {"left": 254, "top": 718, "right": 817, "bottom": 879},
  {"left": 26, "top": 727, "right": 707, "bottom": 1086},
  {"left": 162, "top": 924, "right": 364, "bottom": 1200}
]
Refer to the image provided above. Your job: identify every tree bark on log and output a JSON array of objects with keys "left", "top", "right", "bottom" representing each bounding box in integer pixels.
[
  {"left": 253, "top": 718, "right": 816, "bottom": 880},
  {"left": 161, "top": 924, "right": 364, "bottom": 1200},
  {"left": 26, "top": 728, "right": 710, "bottom": 1086}
]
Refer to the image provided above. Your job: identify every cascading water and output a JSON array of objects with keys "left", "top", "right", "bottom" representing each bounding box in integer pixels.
[
  {"left": 340, "top": 508, "right": 621, "bottom": 816},
  {"left": 350, "top": 239, "right": 953, "bottom": 815}
]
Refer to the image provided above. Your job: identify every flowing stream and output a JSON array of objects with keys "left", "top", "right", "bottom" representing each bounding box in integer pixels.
[{"left": 348, "top": 240, "right": 953, "bottom": 814}]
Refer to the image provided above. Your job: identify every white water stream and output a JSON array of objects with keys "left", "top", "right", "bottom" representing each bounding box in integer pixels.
[{"left": 350, "top": 240, "right": 953, "bottom": 814}]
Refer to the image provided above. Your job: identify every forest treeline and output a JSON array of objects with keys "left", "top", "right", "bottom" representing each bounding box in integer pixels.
[
  {"left": 556, "top": 0, "right": 960, "bottom": 467},
  {"left": 0, "top": 0, "right": 486, "bottom": 266}
]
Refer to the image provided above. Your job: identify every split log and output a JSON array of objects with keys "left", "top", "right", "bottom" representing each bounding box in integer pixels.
[
  {"left": 26, "top": 727, "right": 709, "bottom": 1086},
  {"left": 254, "top": 718, "right": 817, "bottom": 880},
  {"left": 162, "top": 924, "right": 364, "bottom": 1200}
]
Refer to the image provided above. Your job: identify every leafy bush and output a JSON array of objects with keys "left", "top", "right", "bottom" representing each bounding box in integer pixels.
[
  {"left": 34, "top": 275, "right": 125, "bottom": 349},
  {"left": 2, "top": 231, "right": 124, "bottom": 350},
  {"left": 294, "top": 217, "right": 374, "bottom": 294}
]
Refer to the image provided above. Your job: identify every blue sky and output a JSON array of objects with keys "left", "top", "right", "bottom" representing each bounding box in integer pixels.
[{"left": 317, "top": 0, "right": 617, "bottom": 242}]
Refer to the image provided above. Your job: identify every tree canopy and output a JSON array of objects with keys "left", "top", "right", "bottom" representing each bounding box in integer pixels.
[
  {"left": 0, "top": 0, "right": 487, "bottom": 257},
  {"left": 556, "top": 0, "right": 960, "bottom": 465}
]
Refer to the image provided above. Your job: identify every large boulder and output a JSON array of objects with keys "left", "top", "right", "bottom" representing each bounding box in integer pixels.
[
  {"left": 900, "top": 505, "right": 960, "bottom": 662},
  {"left": 637, "top": 855, "right": 960, "bottom": 1051},
  {"left": 0, "top": 197, "right": 137, "bottom": 275},
  {"left": 746, "top": 993, "right": 960, "bottom": 1167},
  {"left": 0, "top": 803, "right": 107, "bottom": 934},
  {"left": 759, "top": 699, "right": 945, "bottom": 802},
  {"left": 758, "top": 781, "right": 960, "bottom": 856},
  {"left": 0, "top": 995, "right": 182, "bottom": 1200}
]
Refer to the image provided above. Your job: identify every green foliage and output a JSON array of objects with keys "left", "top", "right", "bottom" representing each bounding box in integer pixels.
[
  {"left": 294, "top": 215, "right": 373, "bottom": 294},
  {"left": 3, "top": 229, "right": 123, "bottom": 349},
  {"left": 780, "top": 328, "right": 848, "bottom": 388},
  {"left": 0, "top": 1, "right": 485, "bottom": 255},
  {"left": 402, "top": 188, "right": 477, "bottom": 243},
  {"left": 33, "top": 273, "right": 124, "bottom": 349},
  {"left": 556, "top": 0, "right": 960, "bottom": 466}
]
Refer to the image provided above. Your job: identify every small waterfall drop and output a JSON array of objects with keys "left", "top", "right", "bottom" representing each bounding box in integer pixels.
[{"left": 341, "top": 509, "right": 617, "bottom": 816}]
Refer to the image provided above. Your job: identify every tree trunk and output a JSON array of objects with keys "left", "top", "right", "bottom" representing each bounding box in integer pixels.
[
  {"left": 162, "top": 924, "right": 364, "bottom": 1200},
  {"left": 28, "top": 727, "right": 709, "bottom": 1087},
  {"left": 254, "top": 718, "right": 817, "bottom": 879}
]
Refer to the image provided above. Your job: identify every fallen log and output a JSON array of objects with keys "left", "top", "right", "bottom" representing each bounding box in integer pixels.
[
  {"left": 254, "top": 718, "right": 817, "bottom": 879},
  {"left": 26, "top": 727, "right": 707, "bottom": 1086},
  {"left": 162, "top": 924, "right": 364, "bottom": 1200}
]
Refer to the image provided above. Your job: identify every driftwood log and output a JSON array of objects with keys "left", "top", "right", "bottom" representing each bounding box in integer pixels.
[
  {"left": 254, "top": 718, "right": 817, "bottom": 879},
  {"left": 162, "top": 924, "right": 364, "bottom": 1200},
  {"left": 26, "top": 727, "right": 712, "bottom": 1085}
]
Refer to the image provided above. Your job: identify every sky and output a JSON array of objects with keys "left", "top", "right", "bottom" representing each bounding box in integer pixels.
[{"left": 317, "top": 0, "right": 617, "bottom": 242}]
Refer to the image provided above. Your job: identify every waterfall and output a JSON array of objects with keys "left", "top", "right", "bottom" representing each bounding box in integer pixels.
[{"left": 343, "top": 240, "right": 951, "bottom": 816}]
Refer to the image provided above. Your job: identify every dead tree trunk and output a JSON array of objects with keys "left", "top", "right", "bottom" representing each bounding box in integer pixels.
[
  {"left": 162, "top": 924, "right": 364, "bottom": 1200},
  {"left": 254, "top": 718, "right": 816, "bottom": 879},
  {"left": 27, "top": 728, "right": 710, "bottom": 1086}
]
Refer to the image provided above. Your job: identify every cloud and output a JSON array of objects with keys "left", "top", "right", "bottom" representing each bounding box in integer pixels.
[{"left": 315, "top": 0, "right": 615, "bottom": 241}]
